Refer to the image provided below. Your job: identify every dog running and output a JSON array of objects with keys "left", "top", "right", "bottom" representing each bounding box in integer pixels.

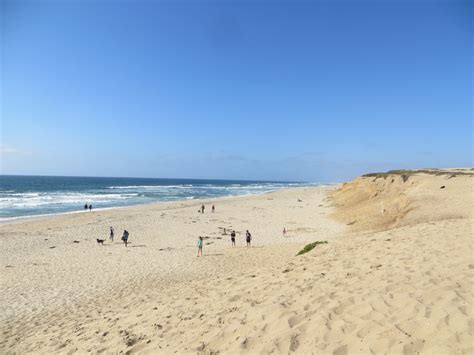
[{"left": 96, "top": 239, "right": 105, "bottom": 245}]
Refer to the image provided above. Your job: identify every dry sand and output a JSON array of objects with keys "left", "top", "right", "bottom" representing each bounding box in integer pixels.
[{"left": 1, "top": 169, "right": 473, "bottom": 354}]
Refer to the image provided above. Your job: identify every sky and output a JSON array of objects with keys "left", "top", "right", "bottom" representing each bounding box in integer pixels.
[{"left": 1, "top": 0, "right": 472, "bottom": 182}]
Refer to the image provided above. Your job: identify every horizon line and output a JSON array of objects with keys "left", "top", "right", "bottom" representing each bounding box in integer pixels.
[{"left": 0, "top": 173, "right": 309, "bottom": 184}]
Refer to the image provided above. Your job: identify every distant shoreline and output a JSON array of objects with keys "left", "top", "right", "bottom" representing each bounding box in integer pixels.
[
  {"left": 1, "top": 175, "right": 332, "bottom": 221},
  {"left": 0, "top": 184, "right": 339, "bottom": 225}
]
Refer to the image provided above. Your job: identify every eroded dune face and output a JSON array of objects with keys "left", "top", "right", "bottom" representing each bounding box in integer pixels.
[{"left": 330, "top": 168, "right": 474, "bottom": 232}]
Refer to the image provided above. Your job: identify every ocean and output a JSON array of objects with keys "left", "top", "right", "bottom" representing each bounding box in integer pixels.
[{"left": 0, "top": 175, "right": 318, "bottom": 220}]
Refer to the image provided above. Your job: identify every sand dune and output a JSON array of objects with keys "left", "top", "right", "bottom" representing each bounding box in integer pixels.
[
  {"left": 1, "top": 169, "right": 473, "bottom": 354},
  {"left": 331, "top": 168, "right": 473, "bottom": 232}
]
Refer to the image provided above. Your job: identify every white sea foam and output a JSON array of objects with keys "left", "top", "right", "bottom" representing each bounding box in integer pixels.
[
  {"left": 0, "top": 192, "right": 139, "bottom": 209},
  {"left": 107, "top": 184, "right": 194, "bottom": 189},
  {"left": 0, "top": 181, "right": 326, "bottom": 219}
]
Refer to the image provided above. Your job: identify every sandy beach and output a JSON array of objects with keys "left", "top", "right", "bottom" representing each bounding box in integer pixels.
[{"left": 1, "top": 169, "right": 473, "bottom": 354}]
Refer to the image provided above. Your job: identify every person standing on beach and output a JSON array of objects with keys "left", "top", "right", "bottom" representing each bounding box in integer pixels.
[
  {"left": 84, "top": 203, "right": 88, "bottom": 211},
  {"left": 109, "top": 226, "right": 114, "bottom": 242},
  {"left": 283, "top": 227, "right": 286, "bottom": 237},
  {"left": 246, "top": 230, "right": 252, "bottom": 247},
  {"left": 231, "top": 230, "right": 236, "bottom": 247},
  {"left": 89, "top": 204, "right": 93, "bottom": 211},
  {"left": 212, "top": 205, "right": 215, "bottom": 213},
  {"left": 197, "top": 236, "right": 203, "bottom": 256},
  {"left": 201, "top": 205, "right": 205, "bottom": 213},
  {"left": 121, "top": 230, "right": 129, "bottom": 247}
]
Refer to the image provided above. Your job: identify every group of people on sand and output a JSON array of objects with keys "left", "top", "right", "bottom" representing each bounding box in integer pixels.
[
  {"left": 108, "top": 226, "right": 130, "bottom": 247},
  {"left": 198, "top": 204, "right": 215, "bottom": 213},
  {"left": 197, "top": 229, "right": 252, "bottom": 257},
  {"left": 83, "top": 203, "right": 93, "bottom": 211}
]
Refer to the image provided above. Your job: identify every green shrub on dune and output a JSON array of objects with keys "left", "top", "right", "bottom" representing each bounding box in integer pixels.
[{"left": 297, "top": 241, "right": 328, "bottom": 256}]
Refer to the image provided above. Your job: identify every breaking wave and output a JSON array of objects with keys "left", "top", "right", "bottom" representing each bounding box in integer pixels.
[{"left": 0, "top": 176, "right": 325, "bottom": 219}]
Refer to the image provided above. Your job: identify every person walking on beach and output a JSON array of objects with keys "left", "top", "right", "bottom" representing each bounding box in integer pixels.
[
  {"left": 283, "top": 227, "right": 286, "bottom": 237},
  {"left": 109, "top": 226, "right": 114, "bottom": 242},
  {"left": 246, "top": 230, "right": 252, "bottom": 247},
  {"left": 89, "top": 204, "right": 93, "bottom": 211},
  {"left": 231, "top": 230, "right": 236, "bottom": 247},
  {"left": 201, "top": 205, "right": 205, "bottom": 213},
  {"left": 121, "top": 230, "right": 129, "bottom": 247},
  {"left": 212, "top": 205, "right": 215, "bottom": 213},
  {"left": 197, "top": 236, "right": 203, "bottom": 257},
  {"left": 84, "top": 203, "right": 88, "bottom": 212}
]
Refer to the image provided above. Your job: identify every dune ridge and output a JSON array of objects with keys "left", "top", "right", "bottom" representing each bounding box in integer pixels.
[{"left": 330, "top": 168, "right": 473, "bottom": 232}]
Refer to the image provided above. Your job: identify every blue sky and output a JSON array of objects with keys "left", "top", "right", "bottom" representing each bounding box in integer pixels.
[{"left": 1, "top": 0, "right": 472, "bottom": 182}]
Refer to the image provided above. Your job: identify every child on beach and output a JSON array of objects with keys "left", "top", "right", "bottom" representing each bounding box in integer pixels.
[
  {"left": 197, "top": 236, "right": 203, "bottom": 256},
  {"left": 246, "top": 230, "right": 252, "bottom": 247},
  {"left": 231, "top": 230, "right": 236, "bottom": 247},
  {"left": 121, "top": 230, "right": 129, "bottom": 247},
  {"left": 109, "top": 226, "right": 114, "bottom": 242}
]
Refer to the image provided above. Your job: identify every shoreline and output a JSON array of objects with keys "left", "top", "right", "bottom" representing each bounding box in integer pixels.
[{"left": 0, "top": 183, "right": 339, "bottom": 225}]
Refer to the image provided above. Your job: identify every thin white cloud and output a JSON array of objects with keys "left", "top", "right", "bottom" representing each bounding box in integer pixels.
[{"left": 0, "top": 145, "right": 29, "bottom": 155}]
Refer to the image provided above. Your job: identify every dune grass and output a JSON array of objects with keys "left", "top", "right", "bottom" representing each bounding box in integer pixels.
[
  {"left": 362, "top": 169, "right": 474, "bottom": 182},
  {"left": 297, "top": 241, "right": 328, "bottom": 256}
]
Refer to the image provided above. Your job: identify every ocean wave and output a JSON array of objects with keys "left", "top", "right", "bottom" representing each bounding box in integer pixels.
[
  {"left": 0, "top": 192, "right": 139, "bottom": 209},
  {"left": 105, "top": 183, "right": 306, "bottom": 191},
  {"left": 107, "top": 184, "right": 194, "bottom": 189},
  {"left": 0, "top": 180, "right": 323, "bottom": 218}
]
